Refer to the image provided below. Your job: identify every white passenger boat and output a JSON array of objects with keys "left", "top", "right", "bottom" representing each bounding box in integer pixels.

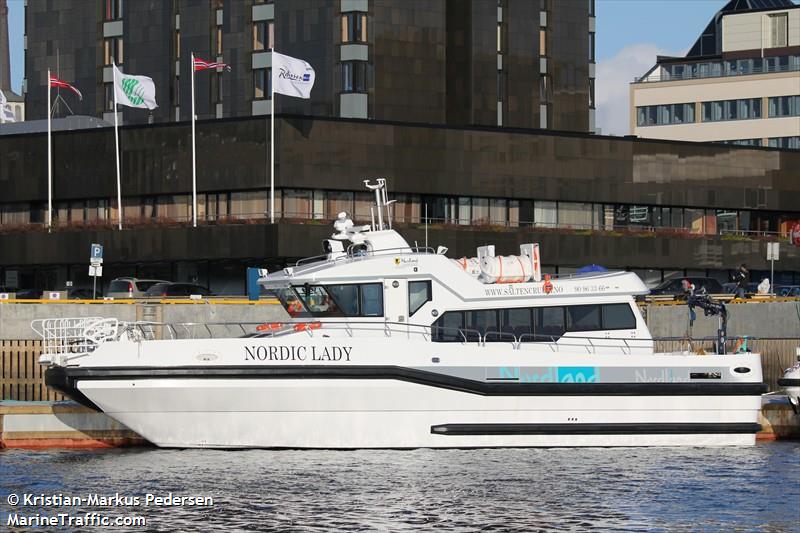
[{"left": 36, "top": 180, "right": 764, "bottom": 448}]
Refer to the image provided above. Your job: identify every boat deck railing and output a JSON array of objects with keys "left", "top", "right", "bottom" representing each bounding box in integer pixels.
[
  {"left": 34, "top": 317, "right": 655, "bottom": 364},
  {"left": 295, "top": 245, "right": 438, "bottom": 267}
]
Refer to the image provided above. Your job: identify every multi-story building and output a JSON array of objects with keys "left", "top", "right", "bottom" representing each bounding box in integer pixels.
[
  {"left": 22, "top": 0, "right": 595, "bottom": 132},
  {"left": 630, "top": 0, "right": 800, "bottom": 149},
  {"left": 2, "top": 0, "right": 798, "bottom": 295}
]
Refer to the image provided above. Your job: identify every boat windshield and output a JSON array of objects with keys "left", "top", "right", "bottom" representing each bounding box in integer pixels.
[
  {"left": 295, "top": 285, "right": 345, "bottom": 317},
  {"left": 273, "top": 288, "right": 312, "bottom": 318}
]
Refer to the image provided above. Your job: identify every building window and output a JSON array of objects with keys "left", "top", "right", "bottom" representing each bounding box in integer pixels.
[
  {"left": 540, "top": 74, "right": 549, "bottom": 103},
  {"left": 768, "top": 95, "right": 800, "bottom": 117},
  {"left": 254, "top": 68, "right": 271, "bottom": 99},
  {"left": 342, "top": 61, "right": 366, "bottom": 93},
  {"left": 701, "top": 98, "right": 761, "bottom": 122},
  {"left": 253, "top": 20, "right": 274, "bottom": 51},
  {"left": 637, "top": 103, "right": 695, "bottom": 126},
  {"left": 768, "top": 136, "right": 800, "bottom": 149},
  {"left": 103, "top": 37, "right": 123, "bottom": 65},
  {"left": 589, "top": 32, "right": 595, "bottom": 63},
  {"left": 104, "top": 0, "right": 123, "bottom": 21},
  {"left": 589, "top": 78, "right": 595, "bottom": 108},
  {"left": 341, "top": 12, "right": 367, "bottom": 43},
  {"left": 497, "top": 22, "right": 504, "bottom": 52},
  {"left": 175, "top": 30, "right": 180, "bottom": 59},
  {"left": 215, "top": 27, "right": 223, "bottom": 56},
  {"left": 716, "top": 139, "right": 762, "bottom": 147},
  {"left": 588, "top": 0, "right": 595, "bottom": 16},
  {"left": 104, "top": 83, "right": 114, "bottom": 111},
  {"left": 769, "top": 13, "right": 788, "bottom": 48},
  {"left": 539, "top": 28, "right": 546, "bottom": 56}
]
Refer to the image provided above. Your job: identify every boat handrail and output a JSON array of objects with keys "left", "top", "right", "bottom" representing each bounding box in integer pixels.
[
  {"left": 110, "top": 319, "right": 654, "bottom": 353},
  {"left": 295, "top": 245, "right": 437, "bottom": 267}
]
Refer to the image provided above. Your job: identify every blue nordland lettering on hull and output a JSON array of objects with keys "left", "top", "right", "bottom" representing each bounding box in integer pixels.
[{"left": 498, "top": 366, "right": 599, "bottom": 383}]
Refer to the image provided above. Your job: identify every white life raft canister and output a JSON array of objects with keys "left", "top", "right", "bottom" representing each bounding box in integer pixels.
[{"left": 479, "top": 255, "right": 533, "bottom": 284}]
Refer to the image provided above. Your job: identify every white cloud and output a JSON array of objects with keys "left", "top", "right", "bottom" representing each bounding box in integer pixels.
[{"left": 595, "top": 44, "right": 684, "bottom": 136}]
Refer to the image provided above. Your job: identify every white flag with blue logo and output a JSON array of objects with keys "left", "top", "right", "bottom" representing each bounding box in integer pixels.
[
  {"left": 271, "top": 52, "right": 315, "bottom": 99},
  {"left": 112, "top": 64, "right": 158, "bottom": 110}
]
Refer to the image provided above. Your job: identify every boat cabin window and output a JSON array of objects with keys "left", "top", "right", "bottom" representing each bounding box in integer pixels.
[
  {"left": 535, "top": 306, "right": 566, "bottom": 340},
  {"left": 408, "top": 280, "right": 432, "bottom": 316},
  {"left": 601, "top": 303, "right": 636, "bottom": 330},
  {"left": 432, "top": 303, "right": 637, "bottom": 342},
  {"left": 291, "top": 283, "right": 384, "bottom": 318},
  {"left": 566, "top": 305, "right": 601, "bottom": 332},
  {"left": 359, "top": 283, "right": 384, "bottom": 317}
]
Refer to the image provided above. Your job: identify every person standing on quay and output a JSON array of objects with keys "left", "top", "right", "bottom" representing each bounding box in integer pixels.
[{"left": 735, "top": 264, "right": 749, "bottom": 299}]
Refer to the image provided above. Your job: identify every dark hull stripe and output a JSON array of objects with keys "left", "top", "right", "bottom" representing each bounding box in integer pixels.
[
  {"left": 777, "top": 378, "right": 800, "bottom": 387},
  {"left": 46, "top": 365, "right": 766, "bottom": 410},
  {"left": 431, "top": 423, "right": 762, "bottom": 436}
]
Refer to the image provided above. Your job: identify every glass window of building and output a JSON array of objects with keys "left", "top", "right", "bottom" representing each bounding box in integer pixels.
[
  {"left": 342, "top": 61, "right": 367, "bottom": 93},
  {"left": 539, "top": 28, "right": 546, "bottom": 56},
  {"left": 341, "top": 12, "right": 367, "bottom": 43},
  {"left": 589, "top": 31, "right": 595, "bottom": 62},
  {"left": 534, "top": 201, "right": 557, "bottom": 227},
  {"left": 768, "top": 136, "right": 800, "bottom": 149},
  {"left": 589, "top": 78, "right": 595, "bottom": 108},
  {"left": 253, "top": 21, "right": 273, "bottom": 51},
  {"left": 104, "top": 83, "right": 114, "bottom": 111},
  {"left": 253, "top": 68, "right": 270, "bottom": 99},
  {"left": 768, "top": 95, "right": 800, "bottom": 117},
  {"left": 104, "top": 0, "right": 122, "bottom": 21},
  {"left": 770, "top": 13, "right": 788, "bottom": 48},
  {"left": 104, "top": 37, "right": 123, "bottom": 66}
]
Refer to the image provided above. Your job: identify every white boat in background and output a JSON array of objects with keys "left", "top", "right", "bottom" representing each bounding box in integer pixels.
[{"left": 36, "top": 179, "right": 765, "bottom": 448}]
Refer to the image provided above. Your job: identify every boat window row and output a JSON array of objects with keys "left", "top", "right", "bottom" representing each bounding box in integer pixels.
[
  {"left": 431, "top": 303, "right": 637, "bottom": 343},
  {"left": 276, "top": 283, "right": 383, "bottom": 318}
]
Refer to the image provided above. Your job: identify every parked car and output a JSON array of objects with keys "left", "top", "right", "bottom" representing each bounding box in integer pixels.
[
  {"left": 775, "top": 285, "right": 800, "bottom": 297},
  {"left": 144, "top": 282, "right": 214, "bottom": 298},
  {"left": 649, "top": 277, "right": 724, "bottom": 298},
  {"left": 0, "top": 287, "right": 43, "bottom": 299},
  {"left": 107, "top": 278, "right": 170, "bottom": 299},
  {"left": 68, "top": 288, "right": 97, "bottom": 300}
]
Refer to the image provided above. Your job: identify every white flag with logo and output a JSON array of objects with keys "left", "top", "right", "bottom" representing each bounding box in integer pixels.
[
  {"left": 113, "top": 64, "right": 158, "bottom": 109},
  {"left": 271, "top": 52, "right": 315, "bottom": 99},
  {"left": 0, "top": 89, "right": 16, "bottom": 123}
]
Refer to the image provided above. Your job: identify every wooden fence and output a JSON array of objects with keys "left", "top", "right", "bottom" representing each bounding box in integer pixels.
[
  {"left": 1, "top": 340, "right": 64, "bottom": 401},
  {"left": 1, "top": 339, "right": 797, "bottom": 402}
]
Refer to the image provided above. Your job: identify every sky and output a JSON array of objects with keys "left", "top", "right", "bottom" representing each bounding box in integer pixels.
[{"left": 7, "top": 0, "right": 729, "bottom": 135}]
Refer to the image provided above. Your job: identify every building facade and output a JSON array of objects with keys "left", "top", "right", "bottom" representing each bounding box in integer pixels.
[
  {"left": 630, "top": 0, "right": 800, "bottom": 149},
  {"left": 0, "top": 115, "right": 798, "bottom": 294},
  {"left": 23, "top": 0, "right": 595, "bottom": 132}
]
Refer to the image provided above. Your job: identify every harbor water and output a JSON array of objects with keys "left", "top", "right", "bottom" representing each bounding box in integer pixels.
[{"left": 1, "top": 443, "right": 799, "bottom": 531}]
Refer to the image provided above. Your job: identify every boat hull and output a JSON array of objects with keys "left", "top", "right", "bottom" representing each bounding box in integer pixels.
[{"left": 46, "top": 368, "right": 763, "bottom": 448}]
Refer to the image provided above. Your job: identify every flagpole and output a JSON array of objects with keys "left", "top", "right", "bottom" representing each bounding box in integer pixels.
[
  {"left": 191, "top": 52, "right": 198, "bottom": 227},
  {"left": 47, "top": 69, "right": 52, "bottom": 231},
  {"left": 112, "top": 61, "right": 123, "bottom": 230},
  {"left": 270, "top": 59, "right": 275, "bottom": 224}
]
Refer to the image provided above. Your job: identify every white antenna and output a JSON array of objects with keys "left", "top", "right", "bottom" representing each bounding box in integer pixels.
[{"left": 363, "top": 179, "right": 387, "bottom": 231}]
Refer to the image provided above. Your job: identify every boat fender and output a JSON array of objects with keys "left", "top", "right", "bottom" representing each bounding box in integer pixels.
[{"left": 256, "top": 322, "right": 284, "bottom": 332}]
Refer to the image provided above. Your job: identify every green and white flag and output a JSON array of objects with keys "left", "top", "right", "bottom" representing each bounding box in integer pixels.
[{"left": 112, "top": 64, "right": 158, "bottom": 110}]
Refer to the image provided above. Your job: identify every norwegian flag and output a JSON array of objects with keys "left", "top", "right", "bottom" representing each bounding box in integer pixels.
[
  {"left": 194, "top": 57, "right": 231, "bottom": 72},
  {"left": 49, "top": 74, "right": 83, "bottom": 100}
]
